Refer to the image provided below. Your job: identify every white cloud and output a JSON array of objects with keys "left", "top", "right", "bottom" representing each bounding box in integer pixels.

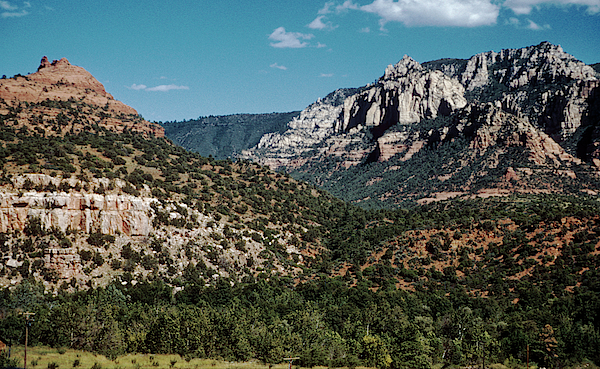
[
  {"left": 128, "top": 84, "right": 147, "bottom": 90},
  {"left": 506, "top": 17, "right": 521, "bottom": 25},
  {"left": 320, "top": 73, "right": 334, "bottom": 77},
  {"left": 316, "top": 42, "right": 328, "bottom": 48},
  {"left": 318, "top": 1, "right": 358, "bottom": 15},
  {"left": 360, "top": 0, "right": 500, "bottom": 28},
  {"left": 318, "top": 1, "right": 335, "bottom": 14},
  {"left": 0, "top": 1, "right": 17, "bottom": 10},
  {"left": 146, "top": 84, "right": 189, "bottom": 92},
  {"left": 307, "top": 15, "right": 338, "bottom": 30},
  {"left": 526, "top": 18, "right": 541, "bottom": 28},
  {"left": 1, "top": 1, "right": 30, "bottom": 17},
  {"left": 526, "top": 18, "right": 551, "bottom": 29},
  {"left": 505, "top": 16, "right": 551, "bottom": 29},
  {"left": 359, "top": 26, "right": 371, "bottom": 32},
  {"left": 268, "top": 27, "right": 314, "bottom": 48},
  {"left": 270, "top": 63, "right": 288, "bottom": 70},
  {"left": 336, "top": 0, "right": 359, "bottom": 12},
  {"left": 504, "top": 0, "right": 600, "bottom": 14},
  {"left": 2, "top": 9, "right": 27, "bottom": 17},
  {"left": 129, "top": 84, "right": 188, "bottom": 92}
]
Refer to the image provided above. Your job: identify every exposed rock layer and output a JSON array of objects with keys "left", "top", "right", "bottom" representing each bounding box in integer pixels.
[
  {"left": 242, "top": 42, "right": 600, "bottom": 204},
  {"left": 2, "top": 175, "right": 154, "bottom": 236},
  {"left": 0, "top": 56, "right": 164, "bottom": 137}
]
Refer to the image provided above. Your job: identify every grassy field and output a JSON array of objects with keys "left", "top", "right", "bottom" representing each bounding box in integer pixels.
[{"left": 4, "top": 346, "right": 368, "bottom": 369}]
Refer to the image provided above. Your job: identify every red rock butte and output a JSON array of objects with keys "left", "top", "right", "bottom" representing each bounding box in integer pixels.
[{"left": 0, "top": 56, "right": 164, "bottom": 137}]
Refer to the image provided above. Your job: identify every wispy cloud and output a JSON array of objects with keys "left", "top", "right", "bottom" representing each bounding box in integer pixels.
[
  {"left": 269, "top": 27, "right": 314, "bottom": 48},
  {"left": 526, "top": 18, "right": 551, "bottom": 29},
  {"left": 504, "top": 0, "right": 600, "bottom": 15},
  {"left": 505, "top": 16, "right": 551, "bottom": 29},
  {"left": 336, "top": 0, "right": 359, "bottom": 12},
  {"left": 270, "top": 63, "right": 288, "bottom": 70},
  {"left": 316, "top": 42, "right": 328, "bottom": 48},
  {"left": 128, "top": 84, "right": 147, "bottom": 90},
  {"left": 147, "top": 84, "right": 189, "bottom": 92},
  {"left": 2, "top": 9, "right": 26, "bottom": 17},
  {"left": 307, "top": 15, "right": 338, "bottom": 30},
  {"left": 359, "top": 27, "right": 371, "bottom": 33},
  {"left": 320, "top": 73, "right": 334, "bottom": 77},
  {"left": 0, "top": 1, "right": 17, "bottom": 10},
  {"left": 360, "top": 0, "right": 499, "bottom": 28},
  {"left": 128, "top": 84, "right": 189, "bottom": 92},
  {"left": 318, "top": 1, "right": 335, "bottom": 14},
  {"left": 1, "top": 0, "right": 29, "bottom": 17}
]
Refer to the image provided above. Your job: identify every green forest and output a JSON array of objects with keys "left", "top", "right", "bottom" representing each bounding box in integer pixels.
[{"left": 1, "top": 268, "right": 599, "bottom": 369}]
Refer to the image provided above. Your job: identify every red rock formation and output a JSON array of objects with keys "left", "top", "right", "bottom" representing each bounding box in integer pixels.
[{"left": 0, "top": 56, "right": 164, "bottom": 137}]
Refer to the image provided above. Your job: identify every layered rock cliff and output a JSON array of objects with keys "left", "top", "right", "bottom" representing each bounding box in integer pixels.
[
  {"left": 242, "top": 42, "right": 600, "bottom": 206},
  {"left": 1, "top": 175, "right": 154, "bottom": 236}
]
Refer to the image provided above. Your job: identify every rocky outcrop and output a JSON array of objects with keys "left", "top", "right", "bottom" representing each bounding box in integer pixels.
[
  {"left": 0, "top": 56, "right": 164, "bottom": 137},
  {"left": 244, "top": 56, "right": 467, "bottom": 169},
  {"left": 433, "top": 42, "right": 597, "bottom": 91},
  {"left": 541, "top": 80, "right": 600, "bottom": 139},
  {"left": 2, "top": 174, "right": 155, "bottom": 236},
  {"left": 457, "top": 103, "right": 581, "bottom": 166},
  {"left": 242, "top": 90, "right": 348, "bottom": 169},
  {"left": 240, "top": 42, "right": 600, "bottom": 206},
  {"left": 0, "top": 192, "right": 155, "bottom": 236},
  {"left": 336, "top": 56, "right": 467, "bottom": 134}
]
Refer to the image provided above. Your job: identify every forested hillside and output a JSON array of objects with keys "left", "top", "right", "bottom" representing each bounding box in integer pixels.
[
  {"left": 162, "top": 112, "right": 300, "bottom": 159},
  {"left": 2, "top": 194, "right": 600, "bottom": 368}
]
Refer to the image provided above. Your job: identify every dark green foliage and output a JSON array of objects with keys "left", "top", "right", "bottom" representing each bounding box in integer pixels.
[
  {"left": 1, "top": 271, "right": 599, "bottom": 367},
  {"left": 24, "top": 217, "right": 46, "bottom": 237},
  {"left": 86, "top": 233, "right": 115, "bottom": 248}
]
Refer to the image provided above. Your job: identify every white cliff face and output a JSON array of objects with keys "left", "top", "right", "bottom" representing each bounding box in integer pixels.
[
  {"left": 242, "top": 96, "right": 344, "bottom": 169},
  {"left": 243, "top": 41, "right": 600, "bottom": 196},
  {"left": 244, "top": 56, "right": 467, "bottom": 169},
  {"left": 2, "top": 174, "right": 155, "bottom": 236},
  {"left": 541, "top": 80, "right": 600, "bottom": 138},
  {"left": 452, "top": 42, "right": 597, "bottom": 91},
  {"left": 256, "top": 99, "right": 341, "bottom": 150},
  {"left": 337, "top": 56, "right": 467, "bottom": 132}
]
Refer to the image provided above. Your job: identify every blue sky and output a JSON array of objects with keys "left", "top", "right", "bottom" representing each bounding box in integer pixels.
[{"left": 1, "top": 0, "right": 599, "bottom": 122}]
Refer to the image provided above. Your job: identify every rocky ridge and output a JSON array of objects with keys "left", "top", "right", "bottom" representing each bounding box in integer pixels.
[{"left": 242, "top": 42, "right": 600, "bottom": 206}]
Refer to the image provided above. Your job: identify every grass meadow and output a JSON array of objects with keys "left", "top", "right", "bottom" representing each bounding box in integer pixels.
[{"left": 4, "top": 346, "right": 360, "bottom": 369}]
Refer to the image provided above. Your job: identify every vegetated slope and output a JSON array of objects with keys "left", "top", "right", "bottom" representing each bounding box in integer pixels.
[
  {"left": 0, "top": 57, "right": 353, "bottom": 291},
  {"left": 162, "top": 112, "right": 300, "bottom": 159},
  {"left": 1, "top": 195, "right": 599, "bottom": 368},
  {"left": 243, "top": 42, "right": 600, "bottom": 208}
]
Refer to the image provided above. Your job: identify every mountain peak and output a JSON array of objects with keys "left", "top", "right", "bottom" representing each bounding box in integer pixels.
[
  {"left": 0, "top": 56, "right": 164, "bottom": 137},
  {"left": 382, "top": 55, "right": 423, "bottom": 81},
  {"left": 37, "top": 56, "right": 71, "bottom": 71}
]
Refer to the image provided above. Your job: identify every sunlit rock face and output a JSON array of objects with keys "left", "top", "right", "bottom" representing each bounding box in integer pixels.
[{"left": 0, "top": 174, "right": 155, "bottom": 236}]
